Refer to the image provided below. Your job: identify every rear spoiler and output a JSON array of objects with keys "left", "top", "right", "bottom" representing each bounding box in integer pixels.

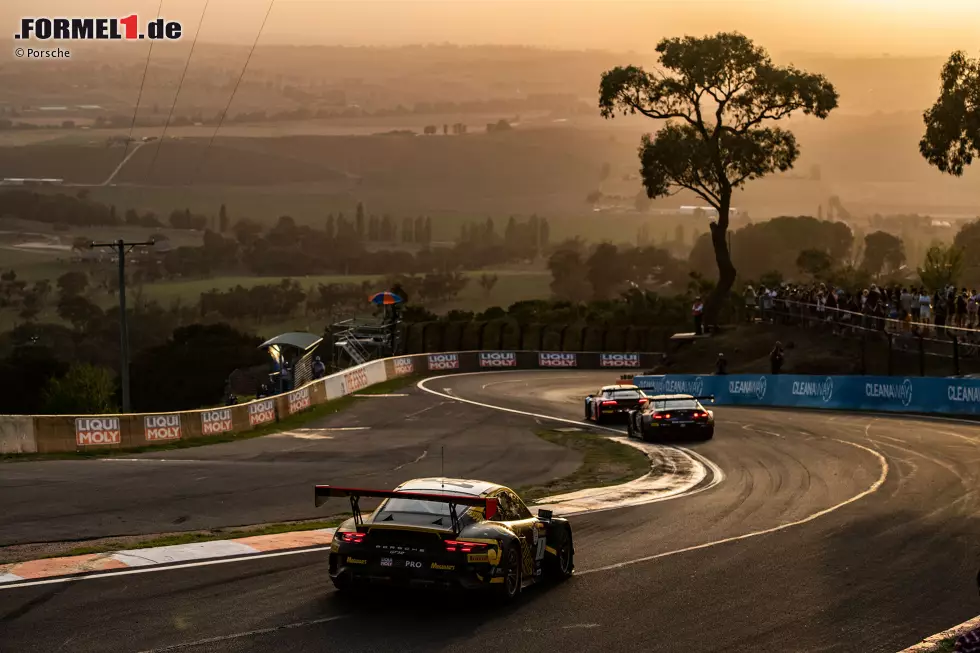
[
  {"left": 314, "top": 485, "right": 499, "bottom": 531},
  {"left": 647, "top": 395, "right": 716, "bottom": 403}
]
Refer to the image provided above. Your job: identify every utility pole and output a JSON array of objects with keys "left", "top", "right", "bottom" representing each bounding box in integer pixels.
[{"left": 91, "top": 238, "right": 154, "bottom": 413}]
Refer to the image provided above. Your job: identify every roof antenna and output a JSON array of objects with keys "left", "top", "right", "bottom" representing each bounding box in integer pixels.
[{"left": 441, "top": 446, "right": 445, "bottom": 490}]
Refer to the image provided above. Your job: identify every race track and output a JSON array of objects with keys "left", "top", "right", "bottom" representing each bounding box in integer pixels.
[{"left": 2, "top": 370, "right": 979, "bottom": 652}]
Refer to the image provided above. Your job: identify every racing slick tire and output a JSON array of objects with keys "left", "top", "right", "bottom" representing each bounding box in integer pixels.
[
  {"left": 584, "top": 401, "right": 591, "bottom": 421},
  {"left": 626, "top": 415, "right": 635, "bottom": 438},
  {"left": 494, "top": 542, "right": 523, "bottom": 603},
  {"left": 543, "top": 527, "right": 574, "bottom": 582},
  {"left": 702, "top": 427, "right": 714, "bottom": 441},
  {"left": 331, "top": 572, "right": 356, "bottom": 594}
]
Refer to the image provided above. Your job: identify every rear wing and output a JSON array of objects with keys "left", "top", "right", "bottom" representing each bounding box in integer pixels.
[
  {"left": 647, "top": 395, "right": 716, "bottom": 404},
  {"left": 314, "top": 485, "right": 499, "bottom": 532}
]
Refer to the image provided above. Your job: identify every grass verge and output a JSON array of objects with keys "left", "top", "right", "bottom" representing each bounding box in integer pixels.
[
  {"left": 933, "top": 637, "right": 956, "bottom": 652},
  {"left": 518, "top": 428, "right": 650, "bottom": 504},
  {"left": 1, "top": 375, "right": 423, "bottom": 462}
]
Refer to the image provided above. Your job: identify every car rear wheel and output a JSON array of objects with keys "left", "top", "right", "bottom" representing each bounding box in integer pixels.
[
  {"left": 494, "top": 543, "right": 522, "bottom": 602},
  {"left": 626, "top": 415, "right": 635, "bottom": 438},
  {"left": 331, "top": 572, "right": 355, "bottom": 594},
  {"left": 544, "top": 527, "right": 574, "bottom": 582}
]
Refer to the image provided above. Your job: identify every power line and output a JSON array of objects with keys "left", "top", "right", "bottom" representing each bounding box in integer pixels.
[
  {"left": 143, "top": 0, "right": 211, "bottom": 184},
  {"left": 117, "top": 0, "right": 164, "bottom": 171},
  {"left": 187, "top": 0, "right": 275, "bottom": 187}
]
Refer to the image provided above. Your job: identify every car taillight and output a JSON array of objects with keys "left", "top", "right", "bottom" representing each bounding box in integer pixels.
[
  {"left": 339, "top": 532, "right": 366, "bottom": 543},
  {"left": 601, "top": 400, "right": 618, "bottom": 406},
  {"left": 444, "top": 540, "right": 489, "bottom": 553},
  {"left": 694, "top": 411, "right": 708, "bottom": 418},
  {"left": 638, "top": 398, "right": 648, "bottom": 405},
  {"left": 652, "top": 413, "right": 664, "bottom": 419}
]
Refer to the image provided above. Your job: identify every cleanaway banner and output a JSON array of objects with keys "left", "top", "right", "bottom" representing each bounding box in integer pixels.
[{"left": 631, "top": 374, "right": 980, "bottom": 416}]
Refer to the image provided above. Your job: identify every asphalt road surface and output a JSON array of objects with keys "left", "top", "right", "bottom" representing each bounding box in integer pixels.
[
  {"left": 0, "top": 388, "right": 582, "bottom": 545},
  {"left": 3, "top": 370, "right": 979, "bottom": 653}
]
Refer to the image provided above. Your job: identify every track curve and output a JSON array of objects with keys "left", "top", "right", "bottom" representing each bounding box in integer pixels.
[{"left": 2, "top": 370, "right": 978, "bottom": 653}]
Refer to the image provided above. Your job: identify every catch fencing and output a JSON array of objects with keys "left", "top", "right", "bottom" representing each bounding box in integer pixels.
[
  {"left": 754, "top": 299, "right": 980, "bottom": 377},
  {"left": 633, "top": 373, "right": 980, "bottom": 417},
  {"left": 0, "top": 350, "right": 662, "bottom": 455}
]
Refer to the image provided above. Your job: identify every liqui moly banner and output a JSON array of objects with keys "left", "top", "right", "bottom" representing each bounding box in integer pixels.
[
  {"left": 288, "top": 387, "right": 311, "bottom": 414},
  {"left": 75, "top": 417, "right": 121, "bottom": 446},
  {"left": 201, "top": 408, "right": 233, "bottom": 435},
  {"left": 600, "top": 353, "right": 640, "bottom": 368},
  {"left": 538, "top": 352, "right": 577, "bottom": 368},
  {"left": 428, "top": 353, "right": 459, "bottom": 370},
  {"left": 249, "top": 399, "right": 275, "bottom": 426},
  {"left": 144, "top": 414, "right": 181, "bottom": 441},
  {"left": 479, "top": 352, "right": 517, "bottom": 368},
  {"left": 393, "top": 357, "right": 414, "bottom": 376}
]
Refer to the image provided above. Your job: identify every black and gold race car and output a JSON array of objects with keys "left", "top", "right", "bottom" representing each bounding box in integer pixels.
[
  {"left": 626, "top": 393, "right": 715, "bottom": 441},
  {"left": 584, "top": 383, "right": 649, "bottom": 424},
  {"left": 315, "top": 478, "right": 574, "bottom": 601}
]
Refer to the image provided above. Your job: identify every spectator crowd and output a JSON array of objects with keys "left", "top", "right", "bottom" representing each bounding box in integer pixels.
[{"left": 742, "top": 282, "right": 980, "bottom": 338}]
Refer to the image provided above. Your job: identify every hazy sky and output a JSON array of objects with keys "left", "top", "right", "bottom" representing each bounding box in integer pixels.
[{"left": 5, "top": 0, "right": 980, "bottom": 56}]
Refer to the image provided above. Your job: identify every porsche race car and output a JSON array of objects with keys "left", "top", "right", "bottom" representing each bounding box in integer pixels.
[
  {"left": 584, "top": 384, "right": 649, "bottom": 424},
  {"left": 316, "top": 477, "right": 574, "bottom": 601},
  {"left": 626, "top": 393, "right": 715, "bottom": 441}
]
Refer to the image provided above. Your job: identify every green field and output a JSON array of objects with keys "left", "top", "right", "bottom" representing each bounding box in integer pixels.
[{"left": 138, "top": 268, "right": 551, "bottom": 313}]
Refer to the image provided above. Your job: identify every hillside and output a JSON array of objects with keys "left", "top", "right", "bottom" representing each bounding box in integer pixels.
[{"left": 2, "top": 113, "right": 979, "bottom": 225}]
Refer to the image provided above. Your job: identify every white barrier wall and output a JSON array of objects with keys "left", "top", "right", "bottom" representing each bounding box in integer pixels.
[{"left": 0, "top": 416, "right": 37, "bottom": 454}]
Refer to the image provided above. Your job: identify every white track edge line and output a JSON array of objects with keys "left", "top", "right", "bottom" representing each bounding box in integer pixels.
[{"left": 577, "top": 439, "right": 888, "bottom": 574}]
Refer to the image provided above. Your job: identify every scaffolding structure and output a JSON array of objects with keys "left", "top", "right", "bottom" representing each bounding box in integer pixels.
[{"left": 330, "top": 314, "right": 400, "bottom": 370}]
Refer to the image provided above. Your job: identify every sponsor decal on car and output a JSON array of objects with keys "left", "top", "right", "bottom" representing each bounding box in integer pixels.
[
  {"left": 600, "top": 353, "right": 640, "bottom": 368},
  {"left": 427, "top": 353, "right": 459, "bottom": 370},
  {"left": 393, "top": 357, "right": 414, "bottom": 376},
  {"left": 288, "top": 387, "right": 311, "bottom": 414},
  {"left": 865, "top": 378, "right": 913, "bottom": 407},
  {"left": 538, "top": 352, "right": 577, "bottom": 368},
  {"left": 200, "top": 408, "right": 233, "bottom": 435},
  {"left": 75, "top": 417, "right": 121, "bottom": 446},
  {"left": 479, "top": 351, "right": 517, "bottom": 368},
  {"left": 344, "top": 368, "right": 369, "bottom": 393},
  {"left": 467, "top": 553, "right": 490, "bottom": 563},
  {"left": 248, "top": 399, "right": 275, "bottom": 426},
  {"left": 144, "top": 414, "right": 181, "bottom": 441},
  {"left": 345, "top": 557, "right": 367, "bottom": 565},
  {"left": 431, "top": 563, "right": 455, "bottom": 570}
]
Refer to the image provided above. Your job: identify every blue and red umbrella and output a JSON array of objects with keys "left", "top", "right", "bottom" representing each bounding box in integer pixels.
[{"left": 369, "top": 291, "right": 403, "bottom": 305}]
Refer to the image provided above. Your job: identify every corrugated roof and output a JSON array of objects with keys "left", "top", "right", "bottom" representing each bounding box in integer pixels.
[{"left": 258, "top": 332, "right": 323, "bottom": 351}]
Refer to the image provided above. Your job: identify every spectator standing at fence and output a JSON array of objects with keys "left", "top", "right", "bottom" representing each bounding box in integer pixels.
[
  {"left": 935, "top": 290, "right": 947, "bottom": 335},
  {"left": 957, "top": 289, "right": 968, "bottom": 329},
  {"left": 919, "top": 289, "right": 932, "bottom": 327},
  {"left": 281, "top": 360, "right": 293, "bottom": 392},
  {"left": 770, "top": 342, "right": 784, "bottom": 375},
  {"left": 715, "top": 353, "right": 728, "bottom": 375},
  {"left": 744, "top": 285, "right": 757, "bottom": 323},
  {"left": 312, "top": 356, "right": 326, "bottom": 379},
  {"left": 256, "top": 383, "right": 269, "bottom": 399},
  {"left": 900, "top": 287, "right": 913, "bottom": 321},
  {"left": 969, "top": 291, "right": 979, "bottom": 328},
  {"left": 692, "top": 296, "right": 704, "bottom": 335}
]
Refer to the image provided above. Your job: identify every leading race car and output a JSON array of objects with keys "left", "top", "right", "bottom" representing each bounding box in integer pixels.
[
  {"left": 316, "top": 477, "right": 574, "bottom": 601},
  {"left": 584, "top": 383, "right": 649, "bottom": 423},
  {"left": 626, "top": 393, "right": 715, "bottom": 441}
]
